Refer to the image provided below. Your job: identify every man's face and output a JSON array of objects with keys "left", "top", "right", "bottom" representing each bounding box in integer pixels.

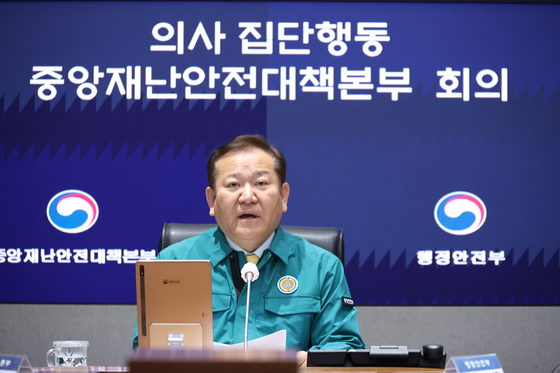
[{"left": 206, "top": 148, "right": 290, "bottom": 252}]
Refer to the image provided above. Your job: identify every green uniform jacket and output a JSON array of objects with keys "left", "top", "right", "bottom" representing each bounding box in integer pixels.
[{"left": 133, "top": 226, "right": 365, "bottom": 351}]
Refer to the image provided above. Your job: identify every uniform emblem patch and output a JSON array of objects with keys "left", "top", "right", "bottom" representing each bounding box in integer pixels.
[
  {"left": 342, "top": 296, "right": 355, "bottom": 306},
  {"left": 277, "top": 275, "right": 298, "bottom": 294}
]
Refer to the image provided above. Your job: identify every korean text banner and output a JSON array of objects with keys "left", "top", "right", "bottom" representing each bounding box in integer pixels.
[{"left": 1, "top": 1, "right": 559, "bottom": 305}]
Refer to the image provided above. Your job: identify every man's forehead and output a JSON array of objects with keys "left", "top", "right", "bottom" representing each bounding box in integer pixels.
[{"left": 215, "top": 148, "right": 275, "bottom": 175}]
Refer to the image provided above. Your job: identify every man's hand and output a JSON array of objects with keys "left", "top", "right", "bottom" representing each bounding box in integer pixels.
[{"left": 296, "top": 351, "right": 308, "bottom": 367}]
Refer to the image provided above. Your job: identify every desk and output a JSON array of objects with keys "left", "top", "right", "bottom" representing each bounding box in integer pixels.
[
  {"left": 304, "top": 368, "right": 443, "bottom": 373},
  {"left": 33, "top": 367, "right": 442, "bottom": 373},
  {"left": 33, "top": 368, "right": 128, "bottom": 372}
]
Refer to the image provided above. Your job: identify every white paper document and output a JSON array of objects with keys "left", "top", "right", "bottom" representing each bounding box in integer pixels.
[{"left": 213, "top": 330, "right": 286, "bottom": 351}]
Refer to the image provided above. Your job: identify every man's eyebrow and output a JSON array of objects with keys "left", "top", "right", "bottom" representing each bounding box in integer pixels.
[
  {"left": 252, "top": 171, "right": 270, "bottom": 177},
  {"left": 224, "top": 173, "right": 242, "bottom": 179},
  {"left": 223, "top": 171, "right": 270, "bottom": 179}
]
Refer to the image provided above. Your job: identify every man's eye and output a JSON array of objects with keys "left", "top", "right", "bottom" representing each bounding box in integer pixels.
[
  {"left": 229, "top": 182, "right": 239, "bottom": 188},
  {"left": 257, "top": 181, "right": 267, "bottom": 186}
]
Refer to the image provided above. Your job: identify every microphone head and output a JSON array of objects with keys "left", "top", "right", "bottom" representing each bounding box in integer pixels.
[{"left": 241, "top": 262, "right": 259, "bottom": 282}]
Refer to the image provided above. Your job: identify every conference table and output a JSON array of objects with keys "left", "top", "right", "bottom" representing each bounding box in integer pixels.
[
  {"left": 32, "top": 349, "right": 445, "bottom": 373},
  {"left": 33, "top": 367, "right": 444, "bottom": 373}
]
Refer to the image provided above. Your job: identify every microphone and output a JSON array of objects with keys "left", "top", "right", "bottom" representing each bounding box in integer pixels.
[
  {"left": 240, "top": 262, "right": 260, "bottom": 351},
  {"left": 241, "top": 262, "right": 260, "bottom": 282}
]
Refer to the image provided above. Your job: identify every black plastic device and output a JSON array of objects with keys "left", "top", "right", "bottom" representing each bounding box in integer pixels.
[{"left": 307, "top": 344, "right": 446, "bottom": 368}]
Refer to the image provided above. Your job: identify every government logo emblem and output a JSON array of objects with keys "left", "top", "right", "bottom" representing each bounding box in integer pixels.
[
  {"left": 277, "top": 275, "right": 298, "bottom": 294},
  {"left": 47, "top": 190, "right": 99, "bottom": 234},
  {"left": 434, "top": 191, "right": 487, "bottom": 235}
]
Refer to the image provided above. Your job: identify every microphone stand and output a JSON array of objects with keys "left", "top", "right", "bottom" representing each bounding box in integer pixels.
[
  {"left": 240, "top": 262, "right": 259, "bottom": 352},
  {"left": 244, "top": 272, "right": 253, "bottom": 351}
]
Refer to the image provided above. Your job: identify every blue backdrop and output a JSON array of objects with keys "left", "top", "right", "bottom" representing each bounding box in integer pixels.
[{"left": 1, "top": 1, "right": 559, "bottom": 305}]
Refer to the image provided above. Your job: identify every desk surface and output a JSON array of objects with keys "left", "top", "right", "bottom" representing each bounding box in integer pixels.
[
  {"left": 304, "top": 368, "right": 443, "bottom": 373},
  {"left": 33, "top": 368, "right": 128, "bottom": 372},
  {"left": 33, "top": 367, "right": 443, "bottom": 373}
]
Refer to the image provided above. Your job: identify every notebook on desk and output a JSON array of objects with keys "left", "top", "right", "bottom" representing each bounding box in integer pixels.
[{"left": 135, "top": 260, "right": 213, "bottom": 351}]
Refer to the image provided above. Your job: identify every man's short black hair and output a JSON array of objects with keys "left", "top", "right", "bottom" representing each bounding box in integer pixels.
[{"left": 207, "top": 134, "right": 287, "bottom": 191}]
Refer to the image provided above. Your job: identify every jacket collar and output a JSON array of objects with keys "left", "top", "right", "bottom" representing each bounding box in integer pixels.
[
  {"left": 208, "top": 227, "right": 233, "bottom": 267},
  {"left": 211, "top": 226, "right": 294, "bottom": 266},
  {"left": 267, "top": 226, "right": 293, "bottom": 265}
]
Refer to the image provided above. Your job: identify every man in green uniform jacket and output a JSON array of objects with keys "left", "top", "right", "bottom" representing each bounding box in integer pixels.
[{"left": 133, "top": 134, "right": 365, "bottom": 364}]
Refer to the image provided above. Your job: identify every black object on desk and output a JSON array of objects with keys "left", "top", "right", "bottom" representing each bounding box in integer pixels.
[{"left": 307, "top": 344, "right": 446, "bottom": 368}]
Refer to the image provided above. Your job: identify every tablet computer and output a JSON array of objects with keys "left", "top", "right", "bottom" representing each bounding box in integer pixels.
[{"left": 135, "top": 260, "right": 213, "bottom": 350}]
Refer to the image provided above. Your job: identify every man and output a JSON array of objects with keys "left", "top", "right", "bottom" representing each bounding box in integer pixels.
[{"left": 133, "top": 135, "right": 365, "bottom": 364}]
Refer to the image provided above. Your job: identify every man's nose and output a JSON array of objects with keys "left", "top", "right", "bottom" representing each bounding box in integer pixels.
[{"left": 239, "top": 184, "right": 257, "bottom": 203}]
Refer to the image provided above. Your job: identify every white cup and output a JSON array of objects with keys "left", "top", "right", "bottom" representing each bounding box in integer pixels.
[{"left": 46, "top": 341, "right": 89, "bottom": 367}]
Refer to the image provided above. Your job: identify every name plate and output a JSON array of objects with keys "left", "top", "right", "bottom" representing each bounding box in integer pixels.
[
  {"left": 0, "top": 354, "right": 32, "bottom": 373},
  {"left": 445, "top": 354, "right": 503, "bottom": 373},
  {"left": 129, "top": 349, "right": 296, "bottom": 373}
]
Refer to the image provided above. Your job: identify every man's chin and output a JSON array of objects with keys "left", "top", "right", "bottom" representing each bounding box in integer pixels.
[
  {"left": 234, "top": 227, "right": 264, "bottom": 241},
  {"left": 235, "top": 218, "right": 263, "bottom": 230},
  {"left": 230, "top": 226, "right": 271, "bottom": 248}
]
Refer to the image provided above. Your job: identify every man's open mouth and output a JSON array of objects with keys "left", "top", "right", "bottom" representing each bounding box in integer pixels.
[{"left": 238, "top": 214, "right": 258, "bottom": 219}]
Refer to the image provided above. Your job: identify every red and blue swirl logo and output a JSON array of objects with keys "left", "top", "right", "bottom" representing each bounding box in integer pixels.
[
  {"left": 46, "top": 190, "right": 99, "bottom": 234},
  {"left": 434, "top": 191, "right": 487, "bottom": 235}
]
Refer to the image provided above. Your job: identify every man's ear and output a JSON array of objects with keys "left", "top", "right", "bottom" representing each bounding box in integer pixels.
[
  {"left": 281, "top": 182, "right": 290, "bottom": 213},
  {"left": 205, "top": 186, "right": 216, "bottom": 216}
]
